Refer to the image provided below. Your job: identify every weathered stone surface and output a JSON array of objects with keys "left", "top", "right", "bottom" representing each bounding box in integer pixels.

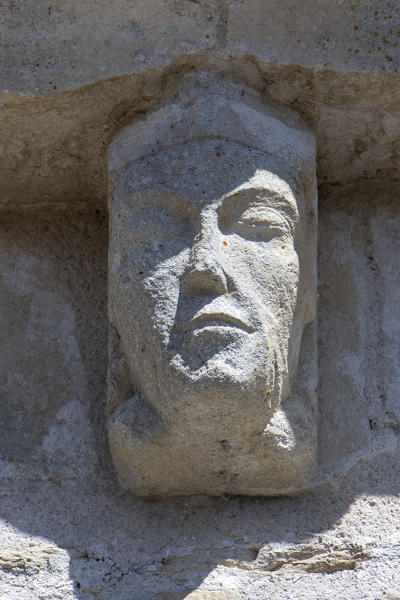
[
  {"left": 153, "top": 591, "right": 242, "bottom": 600},
  {"left": 0, "top": 2, "right": 399, "bottom": 599},
  {"left": 0, "top": 0, "right": 218, "bottom": 95},
  {"left": 318, "top": 183, "right": 400, "bottom": 473},
  {"left": 107, "top": 75, "right": 317, "bottom": 496},
  {"left": 0, "top": 546, "right": 65, "bottom": 575},
  {"left": 227, "top": 0, "right": 400, "bottom": 73},
  {"left": 2, "top": 1, "right": 400, "bottom": 96},
  {"left": 1, "top": 62, "right": 400, "bottom": 214},
  {"left": 183, "top": 592, "right": 242, "bottom": 600}
]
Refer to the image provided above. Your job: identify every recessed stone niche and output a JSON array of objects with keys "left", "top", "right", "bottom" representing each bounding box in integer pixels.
[{"left": 1, "top": 7, "right": 400, "bottom": 595}]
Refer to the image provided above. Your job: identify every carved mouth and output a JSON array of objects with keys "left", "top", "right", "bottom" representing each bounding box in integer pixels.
[{"left": 190, "top": 312, "right": 255, "bottom": 333}]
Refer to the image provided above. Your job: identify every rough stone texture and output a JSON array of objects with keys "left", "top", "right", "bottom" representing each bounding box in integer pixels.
[
  {"left": 1, "top": 1, "right": 400, "bottom": 598},
  {"left": 318, "top": 182, "right": 400, "bottom": 473},
  {"left": 0, "top": 186, "right": 398, "bottom": 599},
  {"left": 107, "top": 77, "right": 318, "bottom": 496},
  {"left": 2, "top": 62, "right": 400, "bottom": 213},
  {"left": 2, "top": 1, "right": 400, "bottom": 95}
]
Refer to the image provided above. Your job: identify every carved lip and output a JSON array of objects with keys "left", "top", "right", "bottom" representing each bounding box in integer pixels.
[{"left": 189, "top": 312, "right": 255, "bottom": 333}]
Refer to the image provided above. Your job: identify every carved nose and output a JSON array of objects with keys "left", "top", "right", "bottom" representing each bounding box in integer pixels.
[{"left": 182, "top": 233, "right": 228, "bottom": 296}]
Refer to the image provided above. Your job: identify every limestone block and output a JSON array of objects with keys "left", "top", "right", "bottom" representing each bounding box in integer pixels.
[
  {"left": 0, "top": 0, "right": 218, "bottom": 94},
  {"left": 227, "top": 0, "right": 400, "bottom": 73},
  {"left": 183, "top": 592, "right": 242, "bottom": 600},
  {"left": 153, "top": 592, "right": 242, "bottom": 600},
  {"left": 107, "top": 75, "right": 318, "bottom": 496},
  {"left": 2, "top": 1, "right": 400, "bottom": 95},
  {"left": 371, "top": 210, "right": 400, "bottom": 426}
]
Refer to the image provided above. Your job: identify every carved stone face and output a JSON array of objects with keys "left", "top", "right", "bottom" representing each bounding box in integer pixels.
[
  {"left": 108, "top": 96, "right": 317, "bottom": 496},
  {"left": 110, "top": 139, "right": 303, "bottom": 432}
]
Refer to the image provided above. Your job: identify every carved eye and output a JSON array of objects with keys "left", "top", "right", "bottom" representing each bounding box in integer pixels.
[
  {"left": 237, "top": 206, "right": 290, "bottom": 239},
  {"left": 219, "top": 198, "right": 291, "bottom": 242}
]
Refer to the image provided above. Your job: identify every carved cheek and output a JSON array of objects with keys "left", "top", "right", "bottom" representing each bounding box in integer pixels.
[
  {"left": 248, "top": 244, "right": 299, "bottom": 308},
  {"left": 142, "top": 249, "right": 190, "bottom": 335}
]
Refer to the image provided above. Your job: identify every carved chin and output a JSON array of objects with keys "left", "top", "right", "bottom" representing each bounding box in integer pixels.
[
  {"left": 154, "top": 337, "right": 283, "bottom": 417},
  {"left": 164, "top": 324, "right": 285, "bottom": 387}
]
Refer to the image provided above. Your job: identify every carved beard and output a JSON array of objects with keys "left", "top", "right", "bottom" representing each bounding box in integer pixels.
[{"left": 127, "top": 317, "right": 288, "bottom": 439}]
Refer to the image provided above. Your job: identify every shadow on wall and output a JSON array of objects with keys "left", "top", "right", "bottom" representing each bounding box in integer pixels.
[{"left": 0, "top": 191, "right": 399, "bottom": 599}]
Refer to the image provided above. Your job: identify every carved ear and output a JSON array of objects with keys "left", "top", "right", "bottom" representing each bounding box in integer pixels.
[
  {"left": 261, "top": 392, "right": 317, "bottom": 490},
  {"left": 287, "top": 321, "right": 317, "bottom": 413},
  {"left": 107, "top": 324, "right": 135, "bottom": 417},
  {"left": 108, "top": 391, "right": 164, "bottom": 439}
]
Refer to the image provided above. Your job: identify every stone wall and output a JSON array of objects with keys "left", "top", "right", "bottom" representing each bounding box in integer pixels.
[{"left": 1, "top": 2, "right": 399, "bottom": 599}]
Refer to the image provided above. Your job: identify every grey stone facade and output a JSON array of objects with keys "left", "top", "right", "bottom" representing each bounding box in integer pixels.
[{"left": 1, "top": 2, "right": 399, "bottom": 599}]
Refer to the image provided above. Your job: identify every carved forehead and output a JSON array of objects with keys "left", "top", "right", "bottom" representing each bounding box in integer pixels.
[
  {"left": 109, "top": 88, "right": 316, "bottom": 220},
  {"left": 116, "top": 138, "right": 302, "bottom": 215}
]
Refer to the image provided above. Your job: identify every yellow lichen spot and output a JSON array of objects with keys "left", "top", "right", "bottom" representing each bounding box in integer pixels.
[
  {"left": 385, "top": 54, "right": 394, "bottom": 61},
  {"left": 354, "top": 24, "right": 359, "bottom": 30},
  {"left": 256, "top": 342, "right": 260, "bottom": 347},
  {"left": 215, "top": 152, "right": 221, "bottom": 157},
  {"left": 281, "top": 244, "right": 286, "bottom": 249},
  {"left": 223, "top": 240, "right": 228, "bottom": 246}
]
